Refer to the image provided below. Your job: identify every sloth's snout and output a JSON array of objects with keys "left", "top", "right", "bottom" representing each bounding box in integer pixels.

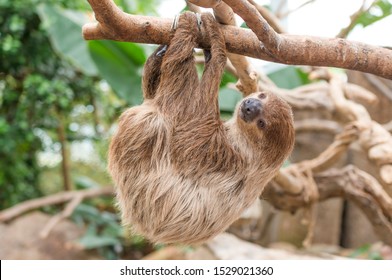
[{"left": 240, "top": 98, "right": 262, "bottom": 122}]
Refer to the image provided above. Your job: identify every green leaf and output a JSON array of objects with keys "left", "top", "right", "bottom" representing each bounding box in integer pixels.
[
  {"left": 88, "top": 40, "right": 146, "bottom": 105},
  {"left": 218, "top": 88, "right": 243, "bottom": 113},
  {"left": 79, "top": 235, "right": 121, "bottom": 249},
  {"left": 220, "top": 71, "right": 237, "bottom": 88},
  {"left": 36, "top": 4, "right": 98, "bottom": 76},
  {"left": 74, "top": 175, "right": 100, "bottom": 189},
  {"left": 356, "top": 0, "right": 392, "bottom": 28},
  {"left": 268, "top": 66, "right": 310, "bottom": 89}
]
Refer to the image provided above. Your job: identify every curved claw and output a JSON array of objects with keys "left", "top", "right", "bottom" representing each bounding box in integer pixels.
[
  {"left": 156, "top": 45, "right": 168, "bottom": 57},
  {"left": 203, "top": 49, "right": 211, "bottom": 63},
  {"left": 171, "top": 14, "right": 180, "bottom": 30},
  {"left": 195, "top": 13, "right": 202, "bottom": 31}
]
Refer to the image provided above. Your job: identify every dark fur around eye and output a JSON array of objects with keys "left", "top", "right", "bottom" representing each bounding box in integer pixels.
[
  {"left": 258, "top": 93, "right": 266, "bottom": 99},
  {"left": 257, "top": 119, "right": 266, "bottom": 129}
]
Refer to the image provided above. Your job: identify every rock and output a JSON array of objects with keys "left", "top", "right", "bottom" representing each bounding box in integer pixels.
[{"left": 0, "top": 211, "right": 100, "bottom": 259}]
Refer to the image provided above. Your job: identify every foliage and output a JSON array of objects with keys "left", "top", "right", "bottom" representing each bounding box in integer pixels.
[
  {"left": 356, "top": 0, "right": 392, "bottom": 28},
  {"left": 349, "top": 244, "right": 383, "bottom": 260},
  {"left": 72, "top": 203, "right": 125, "bottom": 259},
  {"left": 0, "top": 0, "right": 100, "bottom": 209},
  {"left": 268, "top": 66, "right": 311, "bottom": 89}
]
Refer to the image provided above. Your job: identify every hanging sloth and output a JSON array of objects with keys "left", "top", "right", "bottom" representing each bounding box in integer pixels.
[{"left": 108, "top": 12, "right": 295, "bottom": 244}]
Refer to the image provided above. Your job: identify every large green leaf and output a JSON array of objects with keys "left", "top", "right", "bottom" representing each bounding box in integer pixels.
[
  {"left": 88, "top": 40, "right": 146, "bottom": 105},
  {"left": 37, "top": 4, "right": 98, "bottom": 76},
  {"left": 218, "top": 87, "right": 243, "bottom": 113}
]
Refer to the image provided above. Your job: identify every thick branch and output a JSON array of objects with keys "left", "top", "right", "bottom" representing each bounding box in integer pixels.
[
  {"left": 83, "top": 0, "right": 392, "bottom": 79},
  {"left": 221, "top": 0, "right": 392, "bottom": 79}
]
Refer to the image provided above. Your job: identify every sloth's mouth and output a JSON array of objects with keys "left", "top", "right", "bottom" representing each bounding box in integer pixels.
[{"left": 240, "top": 98, "right": 262, "bottom": 123}]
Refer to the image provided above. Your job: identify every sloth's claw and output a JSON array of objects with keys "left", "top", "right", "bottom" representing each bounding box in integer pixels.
[
  {"left": 195, "top": 13, "right": 202, "bottom": 30},
  {"left": 156, "top": 45, "right": 168, "bottom": 57},
  {"left": 171, "top": 14, "right": 180, "bottom": 30}
]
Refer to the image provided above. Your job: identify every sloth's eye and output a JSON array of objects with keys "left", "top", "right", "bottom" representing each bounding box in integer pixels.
[{"left": 257, "top": 119, "right": 266, "bottom": 129}]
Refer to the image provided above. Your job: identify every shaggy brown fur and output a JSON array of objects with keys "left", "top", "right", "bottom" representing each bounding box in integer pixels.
[{"left": 108, "top": 12, "right": 295, "bottom": 245}]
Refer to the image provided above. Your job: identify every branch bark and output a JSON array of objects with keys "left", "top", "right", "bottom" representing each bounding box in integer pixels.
[
  {"left": 221, "top": 0, "right": 392, "bottom": 79},
  {"left": 83, "top": 0, "right": 392, "bottom": 79}
]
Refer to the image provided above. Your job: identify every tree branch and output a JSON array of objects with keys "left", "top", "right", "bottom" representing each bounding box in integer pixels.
[
  {"left": 221, "top": 0, "right": 392, "bottom": 79},
  {"left": 83, "top": 0, "right": 392, "bottom": 79},
  {"left": 248, "top": 0, "right": 285, "bottom": 34},
  {"left": 263, "top": 165, "right": 392, "bottom": 246},
  {"left": 0, "top": 187, "right": 113, "bottom": 223},
  {"left": 212, "top": 1, "right": 259, "bottom": 95}
]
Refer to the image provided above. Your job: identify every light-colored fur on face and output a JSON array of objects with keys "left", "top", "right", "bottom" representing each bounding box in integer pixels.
[{"left": 108, "top": 13, "right": 295, "bottom": 245}]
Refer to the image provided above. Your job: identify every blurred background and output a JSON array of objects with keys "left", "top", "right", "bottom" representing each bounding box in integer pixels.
[{"left": 1, "top": 0, "right": 391, "bottom": 260}]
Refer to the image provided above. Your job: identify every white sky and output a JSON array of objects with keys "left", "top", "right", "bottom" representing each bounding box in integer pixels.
[{"left": 158, "top": 0, "right": 392, "bottom": 46}]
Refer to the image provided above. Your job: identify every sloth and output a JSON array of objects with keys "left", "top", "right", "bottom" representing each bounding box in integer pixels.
[{"left": 108, "top": 12, "right": 295, "bottom": 245}]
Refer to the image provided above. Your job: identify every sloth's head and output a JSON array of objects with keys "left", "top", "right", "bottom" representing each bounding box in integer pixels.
[{"left": 236, "top": 91, "right": 295, "bottom": 165}]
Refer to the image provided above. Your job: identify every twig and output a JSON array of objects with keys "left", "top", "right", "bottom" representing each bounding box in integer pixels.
[
  {"left": 278, "top": 0, "right": 316, "bottom": 19},
  {"left": 248, "top": 0, "right": 285, "bottom": 33},
  {"left": 39, "top": 195, "right": 83, "bottom": 238},
  {"left": 0, "top": 187, "right": 113, "bottom": 222},
  {"left": 295, "top": 119, "right": 342, "bottom": 134}
]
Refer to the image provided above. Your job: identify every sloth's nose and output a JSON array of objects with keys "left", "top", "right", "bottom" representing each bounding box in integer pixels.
[{"left": 241, "top": 98, "right": 262, "bottom": 122}]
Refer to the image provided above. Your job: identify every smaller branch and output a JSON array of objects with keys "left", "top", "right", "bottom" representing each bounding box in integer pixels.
[
  {"left": 261, "top": 82, "right": 334, "bottom": 110},
  {"left": 39, "top": 195, "right": 83, "bottom": 238},
  {"left": 329, "top": 74, "right": 371, "bottom": 123},
  {"left": 295, "top": 119, "right": 342, "bottom": 134},
  {"left": 271, "top": 123, "right": 359, "bottom": 200},
  {"left": 337, "top": 0, "right": 377, "bottom": 38},
  {"left": 248, "top": 0, "right": 285, "bottom": 33},
  {"left": 211, "top": 1, "right": 259, "bottom": 95},
  {"left": 0, "top": 187, "right": 113, "bottom": 222},
  {"left": 274, "top": 170, "right": 303, "bottom": 194},
  {"left": 223, "top": 0, "right": 281, "bottom": 54},
  {"left": 278, "top": 0, "right": 316, "bottom": 19},
  {"left": 301, "top": 123, "right": 360, "bottom": 173},
  {"left": 344, "top": 83, "right": 378, "bottom": 105}
]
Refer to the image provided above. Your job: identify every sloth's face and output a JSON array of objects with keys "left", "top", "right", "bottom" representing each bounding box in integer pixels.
[
  {"left": 238, "top": 92, "right": 268, "bottom": 131},
  {"left": 237, "top": 91, "right": 294, "bottom": 148}
]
